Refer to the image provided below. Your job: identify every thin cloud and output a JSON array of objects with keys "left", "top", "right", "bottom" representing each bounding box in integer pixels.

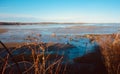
[
  {"left": 0, "top": 13, "right": 44, "bottom": 22},
  {"left": 0, "top": 13, "right": 120, "bottom": 23},
  {"left": 0, "top": 13, "right": 37, "bottom": 19}
]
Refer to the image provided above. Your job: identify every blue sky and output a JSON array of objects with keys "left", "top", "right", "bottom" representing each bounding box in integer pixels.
[{"left": 0, "top": 0, "right": 120, "bottom": 23}]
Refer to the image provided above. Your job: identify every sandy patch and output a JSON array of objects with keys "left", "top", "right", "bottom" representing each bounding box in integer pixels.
[
  {"left": 66, "top": 26, "right": 113, "bottom": 29},
  {"left": 0, "top": 29, "right": 8, "bottom": 33},
  {"left": 0, "top": 42, "right": 26, "bottom": 48}
]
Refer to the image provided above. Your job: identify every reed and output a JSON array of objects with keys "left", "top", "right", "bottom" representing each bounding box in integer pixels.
[
  {"left": 0, "top": 40, "right": 64, "bottom": 74},
  {"left": 96, "top": 33, "right": 120, "bottom": 74}
]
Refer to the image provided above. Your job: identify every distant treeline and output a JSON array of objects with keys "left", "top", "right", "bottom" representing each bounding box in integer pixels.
[
  {"left": 1, "top": 22, "right": 116, "bottom": 25},
  {"left": 0, "top": 22, "right": 59, "bottom": 25},
  {"left": 0, "top": 22, "right": 85, "bottom": 25}
]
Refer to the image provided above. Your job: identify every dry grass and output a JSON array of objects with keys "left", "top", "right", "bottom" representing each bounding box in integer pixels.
[
  {"left": 0, "top": 41, "right": 64, "bottom": 74},
  {"left": 96, "top": 33, "right": 120, "bottom": 74}
]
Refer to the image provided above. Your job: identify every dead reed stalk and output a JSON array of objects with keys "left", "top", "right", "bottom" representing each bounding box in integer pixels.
[{"left": 96, "top": 34, "right": 120, "bottom": 74}]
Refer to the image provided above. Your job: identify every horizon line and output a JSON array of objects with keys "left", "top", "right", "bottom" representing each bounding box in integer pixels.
[{"left": 0, "top": 21, "right": 120, "bottom": 24}]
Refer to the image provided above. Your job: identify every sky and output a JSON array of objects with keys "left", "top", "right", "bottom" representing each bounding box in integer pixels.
[{"left": 0, "top": 0, "right": 120, "bottom": 23}]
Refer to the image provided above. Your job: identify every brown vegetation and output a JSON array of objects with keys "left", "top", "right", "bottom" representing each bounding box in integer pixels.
[
  {"left": 0, "top": 41, "right": 64, "bottom": 74},
  {"left": 96, "top": 33, "right": 120, "bottom": 74}
]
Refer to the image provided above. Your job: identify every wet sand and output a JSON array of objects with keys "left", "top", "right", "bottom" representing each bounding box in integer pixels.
[
  {"left": 0, "top": 29, "right": 8, "bottom": 33},
  {"left": 66, "top": 25, "right": 113, "bottom": 29},
  {"left": 0, "top": 42, "right": 25, "bottom": 48}
]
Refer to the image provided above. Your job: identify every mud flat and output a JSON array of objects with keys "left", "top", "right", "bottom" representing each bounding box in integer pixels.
[{"left": 0, "top": 29, "right": 8, "bottom": 34}]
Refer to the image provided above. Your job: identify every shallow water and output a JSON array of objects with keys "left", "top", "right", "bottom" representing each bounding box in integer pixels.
[{"left": 0, "top": 23, "right": 120, "bottom": 42}]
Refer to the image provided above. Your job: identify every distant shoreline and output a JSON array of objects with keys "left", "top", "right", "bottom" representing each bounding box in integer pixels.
[{"left": 0, "top": 22, "right": 119, "bottom": 25}]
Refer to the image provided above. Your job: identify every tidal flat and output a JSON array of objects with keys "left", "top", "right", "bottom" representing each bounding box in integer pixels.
[{"left": 0, "top": 24, "right": 120, "bottom": 74}]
